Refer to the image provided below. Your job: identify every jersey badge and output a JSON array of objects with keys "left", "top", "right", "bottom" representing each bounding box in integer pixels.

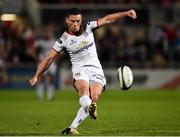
[{"left": 79, "top": 41, "right": 88, "bottom": 48}]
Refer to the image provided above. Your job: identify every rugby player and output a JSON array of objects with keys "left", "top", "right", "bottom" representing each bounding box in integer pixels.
[{"left": 29, "top": 8, "right": 137, "bottom": 135}]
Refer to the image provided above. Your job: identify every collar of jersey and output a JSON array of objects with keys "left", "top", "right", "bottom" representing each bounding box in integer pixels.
[{"left": 65, "top": 30, "right": 75, "bottom": 35}]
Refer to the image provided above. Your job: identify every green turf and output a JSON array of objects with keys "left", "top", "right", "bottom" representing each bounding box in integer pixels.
[{"left": 0, "top": 89, "right": 180, "bottom": 136}]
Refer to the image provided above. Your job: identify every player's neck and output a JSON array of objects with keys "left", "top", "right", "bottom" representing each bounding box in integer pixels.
[{"left": 66, "top": 30, "right": 75, "bottom": 35}]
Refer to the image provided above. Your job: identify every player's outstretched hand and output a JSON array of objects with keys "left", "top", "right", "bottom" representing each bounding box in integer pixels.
[
  {"left": 127, "top": 9, "right": 137, "bottom": 19},
  {"left": 29, "top": 76, "right": 38, "bottom": 86}
]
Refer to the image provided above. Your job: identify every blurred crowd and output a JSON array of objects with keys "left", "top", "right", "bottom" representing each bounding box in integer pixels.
[
  {"left": 0, "top": 2, "right": 180, "bottom": 69},
  {"left": 0, "top": 18, "right": 179, "bottom": 69},
  {"left": 96, "top": 22, "right": 180, "bottom": 68},
  {"left": 0, "top": 19, "right": 57, "bottom": 67}
]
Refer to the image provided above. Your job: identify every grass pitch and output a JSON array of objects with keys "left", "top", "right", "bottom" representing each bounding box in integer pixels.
[{"left": 0, "top": 89, "right": 180, "bottom": 136}]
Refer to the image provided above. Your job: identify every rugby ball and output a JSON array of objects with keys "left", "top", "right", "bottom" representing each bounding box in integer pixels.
[{"left": 117, "top": 66, "right": 133, "bottom": 90}]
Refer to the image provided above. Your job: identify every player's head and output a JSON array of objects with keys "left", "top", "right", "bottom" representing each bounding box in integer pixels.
[{"left": 65, "top": 8, "right": 82, "bottom": 34}]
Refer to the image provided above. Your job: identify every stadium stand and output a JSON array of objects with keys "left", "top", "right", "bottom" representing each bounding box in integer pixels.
[{"left": 0, "top": 0, "right": 179, "bottom": 69}]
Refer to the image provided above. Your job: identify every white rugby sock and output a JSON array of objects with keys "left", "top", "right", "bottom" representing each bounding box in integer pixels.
[
  {"left": 47, "top": 84, "right": 54, "bottom": 101},
  {"left": 70, "top": 95, "right": 92, "bottom": 128},
  {"left": 70, "top": 107, "right": 89, "bottom": 128},
  {"left": 79, "top": 95, "right": 92, "bottom": 110}
]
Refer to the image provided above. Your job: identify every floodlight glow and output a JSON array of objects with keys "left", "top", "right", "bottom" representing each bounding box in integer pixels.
[{"left": 1, "top": 14, "right": 17, "bottom": 21}]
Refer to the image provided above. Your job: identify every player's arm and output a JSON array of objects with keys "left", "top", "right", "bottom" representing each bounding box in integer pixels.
[
  {"left": 29, "top": 49, "right": 59, "bottom": 86},
  {"left": 97, "top": 9, "right": 137, "bottom": 27}
]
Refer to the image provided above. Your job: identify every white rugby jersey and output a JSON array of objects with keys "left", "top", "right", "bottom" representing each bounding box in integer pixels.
[{"left": 53, "top": 21, "right": 102, "bottom": 70}]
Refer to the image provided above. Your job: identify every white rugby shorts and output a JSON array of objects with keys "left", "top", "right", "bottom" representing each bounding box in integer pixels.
[{"left": 72, "top": 65, "right": 106, "bottom": 86}]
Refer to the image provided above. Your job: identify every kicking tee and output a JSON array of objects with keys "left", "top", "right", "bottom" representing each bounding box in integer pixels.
[{"left": 53, "top": 21, "right": 102, "bottom": 70}]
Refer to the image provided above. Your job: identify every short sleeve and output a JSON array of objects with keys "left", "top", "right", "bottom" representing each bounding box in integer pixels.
[
  {"left": 87, "top": 20, "right": 98, "bottom": 30},
  {"left": 52, "top": 39, "right": 64, "bottom": 52}
]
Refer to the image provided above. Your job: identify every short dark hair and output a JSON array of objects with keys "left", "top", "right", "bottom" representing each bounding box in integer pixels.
[{"left": 66, "top": 8, "right": 82, "bottom": 17}]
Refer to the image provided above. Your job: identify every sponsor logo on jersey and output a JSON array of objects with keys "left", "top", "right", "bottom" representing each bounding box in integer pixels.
[
  {"left": 70, "top": 39, "right": 77, "bottom": 45},
  {"left": 71, "top": 42, "right": 94, "bottom": 54}
]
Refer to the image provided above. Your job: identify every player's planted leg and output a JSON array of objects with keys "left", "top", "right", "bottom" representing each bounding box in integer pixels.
[{"left": 61, "top": 94, "right": 92, "bottom": 135}]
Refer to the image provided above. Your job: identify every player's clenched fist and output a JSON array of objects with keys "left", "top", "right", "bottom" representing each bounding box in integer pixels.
[
  {"left": 29, "top": 76, "right": 38, "bottom": 86},
  {"left": 127, "top": 9, "right": 137, "bottom": 19}
]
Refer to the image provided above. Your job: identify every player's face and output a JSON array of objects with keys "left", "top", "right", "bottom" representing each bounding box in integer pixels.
[{"left": 66, "top": 14, "right": 82, "bottom": 33}]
